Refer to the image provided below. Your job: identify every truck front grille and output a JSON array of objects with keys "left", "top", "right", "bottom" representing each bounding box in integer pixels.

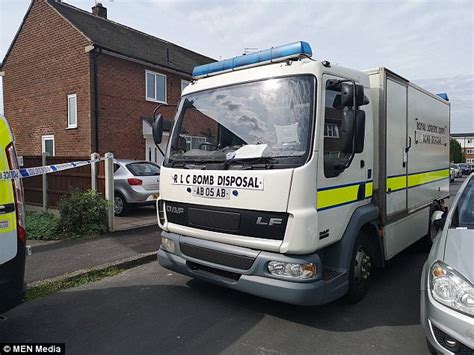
[
  {"left": 187, "top": 261, "right": 241, "bottom": 283},
  {"left": 180, "top": 242, "right": 256, "bottom": 270}
]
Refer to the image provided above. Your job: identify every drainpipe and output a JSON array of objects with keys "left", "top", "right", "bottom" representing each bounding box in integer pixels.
[{"left": 91, "top": 47, "right": 102, "bottom": 153}]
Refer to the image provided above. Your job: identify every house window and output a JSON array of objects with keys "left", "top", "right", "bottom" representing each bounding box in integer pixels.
[
  {"left": 67, "top": 94, "right": 77, "bottom": 128},
  {"left": 42, "top": 135, "right": 55, "bottom": 156},
  {"left": 324, "top": 123, "right": 339, "bottom": 138},
  {"left": 146, "top": 70, "right": 167, "bottom": 103},
  {"left": 183, "top": 135, "right": 208, "bottom": 151},
  {"left": 181, "top": 80, "right": 190, "bottom": 93}
]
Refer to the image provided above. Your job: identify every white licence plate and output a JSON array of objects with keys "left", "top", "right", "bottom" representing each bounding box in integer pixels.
[{"left": 192, "top": 186, "right": 230, "bottom": 199}]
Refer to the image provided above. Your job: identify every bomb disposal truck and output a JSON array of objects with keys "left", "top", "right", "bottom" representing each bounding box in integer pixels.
[{"left": 152, "top": 41, "right": 450, "bottom": 305}]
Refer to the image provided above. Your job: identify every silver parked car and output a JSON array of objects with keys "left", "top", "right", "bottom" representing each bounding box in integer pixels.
[
  {"left": 451, "top": 164, "right": 462, "bottom": 178},
  {"left": 420, "top": 174, "right": 474, "bottom": 354},
  {"left": 113, "top": 160, "right": 160, "bottom": 216}
]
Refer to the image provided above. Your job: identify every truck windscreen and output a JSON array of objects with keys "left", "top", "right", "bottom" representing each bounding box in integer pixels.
[{"left": 166, "top": 75, "right": 315, "bottom": 169}]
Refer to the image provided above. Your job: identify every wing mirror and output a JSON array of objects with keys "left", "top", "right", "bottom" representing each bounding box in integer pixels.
[
  {"left": 432, "top": 210, "right": 446, "bottom": 231},
  {"left": 152, "top": 114, "right": 164, "bottom": 145},
  {"left": 340, "top": 110, "right": 365, "bottom": 154},
  {"left": 340, "top": 83, "right": 369, "bottom": 107}
]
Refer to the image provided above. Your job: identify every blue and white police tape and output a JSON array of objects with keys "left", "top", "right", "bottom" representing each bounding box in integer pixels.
[{"left": 0, "top": 158, "right": 106, "bottom": 181}]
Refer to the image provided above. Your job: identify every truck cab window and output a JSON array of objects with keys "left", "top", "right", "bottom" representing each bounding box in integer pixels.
[{"left": 323, "top": 84, "right": 354, "bottom": 178}]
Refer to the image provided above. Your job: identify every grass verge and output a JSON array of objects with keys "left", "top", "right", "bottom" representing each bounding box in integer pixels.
[
  {"left": 23, "top": 252, "right": 157, "bottom": 303},
  {"left": 24, "top": 266, "right": 123, "bottom": 302}
]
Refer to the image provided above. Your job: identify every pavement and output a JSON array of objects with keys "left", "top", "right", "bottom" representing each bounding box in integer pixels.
[
  {"left": 0, "top": 177, "right": 467, "bottom": 354},
  {"left": 113, "top": 206, "right": 157, "bottom": 231},
  {"left": 25, "top": 225, "right": 160, "bottom": 285}
]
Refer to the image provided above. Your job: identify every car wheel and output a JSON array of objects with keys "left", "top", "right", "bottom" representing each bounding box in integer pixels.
[
  {"left": 345, "top": 231, "right": 374, "bottom": 304},
  {"left": 114, "top": 193, "right": 128, "bottom": 216},
  {"left": 426, "top": 338, "right": 438, "bottom": 354}
]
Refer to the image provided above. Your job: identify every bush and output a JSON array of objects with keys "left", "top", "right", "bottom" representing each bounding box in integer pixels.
[
  {"left": 59, "top": 189, "right": 108, "bottom": 237},
  {"left": 26, "top": 211, "right": 61, "bottom": 240}
]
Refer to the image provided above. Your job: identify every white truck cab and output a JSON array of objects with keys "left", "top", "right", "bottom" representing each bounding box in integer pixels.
[{"left": 153, "top": 42, "right": 450, "bottom": 305}]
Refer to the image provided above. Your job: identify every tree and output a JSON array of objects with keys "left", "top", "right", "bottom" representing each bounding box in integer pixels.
[{"left": 450, "top": 138, "right": 465, "bottom": 163}]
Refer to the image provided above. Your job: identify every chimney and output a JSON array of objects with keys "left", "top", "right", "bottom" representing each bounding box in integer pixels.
[{"left": 92, "top": 3, "right": 107, "bottom": 19}]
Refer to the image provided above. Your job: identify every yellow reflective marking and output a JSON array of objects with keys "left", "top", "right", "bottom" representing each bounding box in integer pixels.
[
  {"left": 408, "top": 169, "right": 449, "bottom": 187},
  {"left": 0, "top": 212, "right": 16, "bottom": 233},
  {"left": 365, "top": 182, "right": 373, "bottom": 198},
  {"left": 386, "top": 169, "right": 449, "bottom": 192},
  {"left": 0, "top": 116, "right": 13, "bottom": 148},
  {"left": 0, "top": 116, "right": 15, "bottom": 206},
  {"left": 386, "top": 175, "right": 406, "bottom": 192},
  {"left": 317, "top": 184, "right": 359, "bottom": 210}
]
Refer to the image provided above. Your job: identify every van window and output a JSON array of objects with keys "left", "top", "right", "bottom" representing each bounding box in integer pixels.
[{"left": 323, "top": 84, "right": 353, "bottom": 178}]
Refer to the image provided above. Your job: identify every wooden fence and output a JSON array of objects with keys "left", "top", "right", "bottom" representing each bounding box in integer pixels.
[{"left": 22, "top": 156, "right": 105, "bottom": 208}]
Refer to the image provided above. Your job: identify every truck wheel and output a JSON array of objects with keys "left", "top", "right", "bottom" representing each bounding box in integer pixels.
[
  {"left": 345, "top": 231, "right": 374, "bottom": 304},
  {"left": 114, "top": 193, "right": 128, "bottom": 217}
]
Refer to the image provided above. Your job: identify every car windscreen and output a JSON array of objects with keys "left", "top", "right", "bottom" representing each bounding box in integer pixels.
[
  {"left": 453, "top": 178, "right": 474, "bottom": 229},
  {"left": 126, "top": 162, "right": 160, "bottom": 176}
]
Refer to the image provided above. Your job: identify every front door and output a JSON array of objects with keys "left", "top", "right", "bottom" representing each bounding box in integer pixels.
[{"left": 316, "top": 75, "right": 368, "bottom": 242}]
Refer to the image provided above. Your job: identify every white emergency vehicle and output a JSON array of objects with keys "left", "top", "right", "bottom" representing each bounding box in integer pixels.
[{"left": 153, "top": 42, "right": 450, "bottom": 305}]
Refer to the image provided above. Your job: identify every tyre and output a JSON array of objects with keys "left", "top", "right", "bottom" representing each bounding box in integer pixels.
[
  {"left": 345, "top": 231, "right": 375, "bottom": 303},
  {"left": 114, "top": 192, "right": 129, "bottom": 216}
]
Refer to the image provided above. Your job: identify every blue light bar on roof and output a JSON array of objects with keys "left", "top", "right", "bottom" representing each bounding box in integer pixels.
[
  {"left": 436, "top": 93, "right": 449, "bottom": 101},
  {"left": 192, "top": 41, "right": 313, "bottom": 78}
]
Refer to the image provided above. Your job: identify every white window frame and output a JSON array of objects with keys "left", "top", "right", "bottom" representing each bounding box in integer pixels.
[
  {"left": 181, "top": 79, "right": 190, "bottom": 93},
  {"left": 41, "top": 135, "right": 55, "bottom": 156},
  {"left": 67, "top": 93, "right": 77, "bottom": 129},
  {"left": 324, "top": 123, "right": 339, "bottom": 138},
  {"left": 145, "top": 70, "right": 167, "bottom": 104}
]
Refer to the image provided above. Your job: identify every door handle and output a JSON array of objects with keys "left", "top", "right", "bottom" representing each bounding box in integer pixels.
[{"left": 405, "top": 136, "right": 412, "bottom": 153}]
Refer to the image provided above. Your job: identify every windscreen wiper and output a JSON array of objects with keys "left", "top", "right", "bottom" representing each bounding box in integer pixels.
[{"left": 224, "top": 157, "right": 278, "bottom": 170}]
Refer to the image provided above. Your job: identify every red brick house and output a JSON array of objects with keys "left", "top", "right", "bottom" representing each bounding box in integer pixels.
[{"left": 0, "top": 0, "right": 214, "bottom": 164}]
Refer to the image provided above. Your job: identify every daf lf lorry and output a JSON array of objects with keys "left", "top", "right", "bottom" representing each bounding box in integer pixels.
[{"left": 153, "top": 41, "right": 450, "bottom": 305}]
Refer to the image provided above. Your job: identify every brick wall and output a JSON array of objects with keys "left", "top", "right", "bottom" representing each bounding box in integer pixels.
[
  {"left": 96, "top": 53, "right": 188, "bottom": 159},
  {"left": 2, "top": 0, "right": 92, "bottom": 157}
]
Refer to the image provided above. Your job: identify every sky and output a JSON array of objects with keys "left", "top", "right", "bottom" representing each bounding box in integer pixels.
[{"left": 0, "top": 0, "right": 473, "bottom": 132}]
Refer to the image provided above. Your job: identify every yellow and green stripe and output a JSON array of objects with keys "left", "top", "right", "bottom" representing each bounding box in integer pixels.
[
  {"left": 387, "top": 168, "right": 449, "bottom": 193},
  {"left": 317, "top": 180, "right": 373, "bottom": 211}
]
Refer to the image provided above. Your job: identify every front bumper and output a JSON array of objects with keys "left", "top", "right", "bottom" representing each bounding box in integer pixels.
[
  {"left": 421, "top": 279, "right": 474, "bottom": 353},
  {"left": 158, "top": 232, "right": 348, "bottom": 306}
]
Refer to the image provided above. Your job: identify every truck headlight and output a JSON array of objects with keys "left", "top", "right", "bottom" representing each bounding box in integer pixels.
[
  {"left": 267, "top": 261, "right": 316, "bottom": 279},
  {"left": 161, "top": 237, "right": 176, "bottom": 254},
  {"left": 430, "top": 261, "right": 474, "bottom": 316}
]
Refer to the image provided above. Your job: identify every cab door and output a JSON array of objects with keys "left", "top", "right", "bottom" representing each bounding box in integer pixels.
[
  {"left": 316, "top": 75, "right": 369, "bottom": 243},
  {"left": 0, "top": 116, "right": 18, "bottom": 265}
]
